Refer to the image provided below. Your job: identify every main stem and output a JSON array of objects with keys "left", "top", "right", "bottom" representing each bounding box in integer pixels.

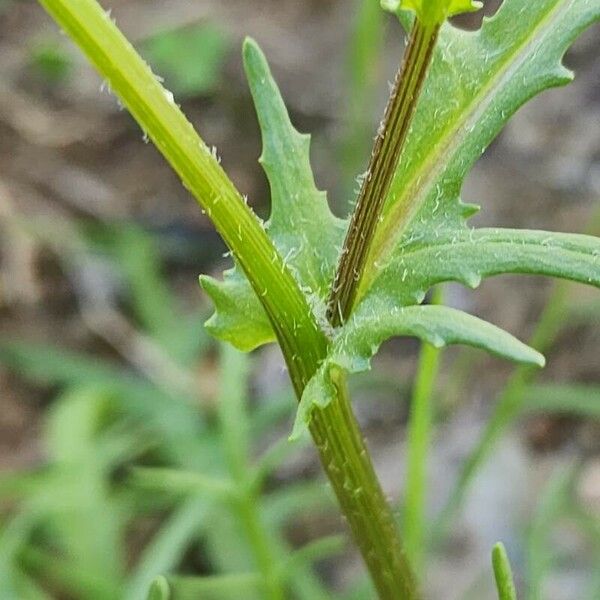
[
  {"left": 37, "top": 1, "right": 417, "bottom": 597},
  {"left": 328, "top": 19, "right": 440, "bottom": 325},
  {"left": 310, "top": 376, "right": 416, "bottom": 598}
]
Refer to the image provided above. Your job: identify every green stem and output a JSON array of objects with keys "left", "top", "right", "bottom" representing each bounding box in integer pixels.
[
  {"left": 37, "top": 0, "right": 328, "bottom": 394},
  {"left": 38, "top": 1, "right": 418, "bottom": 597},
  {"left": 328, "top": 19, "right": 440, "bottom": 326},
  {"left": 403, "top": 286, "right": 443, "bottom": 573},
  {"left": 310, "top": 374, "right": 417, "bottom": 599}
]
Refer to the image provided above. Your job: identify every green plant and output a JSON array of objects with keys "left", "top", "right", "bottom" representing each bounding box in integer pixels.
[
  {"left": 492, "top": 542, "right": 517, "bottom": 600},
  {"left": 29, "top": 0, "right": 600, "bottom": 597},
  {"left": 0, "top": 223, "right": 336, "bottom": 599}
]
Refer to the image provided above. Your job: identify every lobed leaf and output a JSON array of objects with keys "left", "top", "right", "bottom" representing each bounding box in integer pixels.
[
  {"left": 364, "top": 228, "right": 600, "bottom": 307},
  {"left": 200, "top": 38, "right": 345, "bottom": 351},
  {"left": 292, "top": 304, "right": 544, "bottom": 438},
  {"left": 200, "top": 6, "right": 600, "bottom": 432},
  {"left": 364, "top": 0, "right": 600, "bottom": 306},
  {"left": 203, "top": 2, "right": 600, "bottom": 351}
]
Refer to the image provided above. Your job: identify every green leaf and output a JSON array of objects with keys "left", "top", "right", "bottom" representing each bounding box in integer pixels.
[
  {"left": 147, "top": 576, "right": 171, "bottom": 600},
  {"left": 129, "top": 500, "right": 207, "bottom": 600},
  {"left": 141, "top": 22, "right": 229, "bottom": 98},
  {"left": 203, "top": 4, "right": 600, "bottom": 354},
  {"left": 527, "top": 465, "right": 575, "bottom": 598},
  {"left": 363, "top": 0, "right": 600, "bottom": 307},
  {"left": 364, "top": 228, "right": 600, "bottom": 307},
  {"left": 492, "top": 543, "right": 517, "bottom": 600},
  {"left": 292, "top": 304, "right": 544, "bottom": 438},
  {"left": 279, "top": 0, "right": 600, "bottom": 423},
  {"left": 200, "top": 38, "right": 345, "bottom": 351},
  {"left": 162, "top": 573, "right": 262, "bottom": 600}
]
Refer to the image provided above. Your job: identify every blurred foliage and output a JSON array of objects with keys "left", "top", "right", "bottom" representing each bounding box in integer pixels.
[
  {"left": 0, "top": 224, "right": 343, "bottom": 599},
  {"left": 140, "top": 22, "right": 229, "bottom": 98},
  {"left": 28, "top": 38, "right": 73, "bottom": 84}
]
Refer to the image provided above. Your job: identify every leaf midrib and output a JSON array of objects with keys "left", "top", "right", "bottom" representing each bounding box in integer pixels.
[{"left": 359, "top": 0, "right": 573, "bottom": 301}]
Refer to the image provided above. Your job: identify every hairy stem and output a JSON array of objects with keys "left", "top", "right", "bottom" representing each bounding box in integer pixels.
[
  {"left": 310, "top": 373, "right": 417, "bottom": 599},
  {"left": 38, "top": 1, "right": 418, "bottom": 597},
  {"left": 328, "top": 19, "right": 440, "bottom": 326}
]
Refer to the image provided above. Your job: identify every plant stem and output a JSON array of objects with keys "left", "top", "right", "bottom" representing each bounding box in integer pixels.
[
  {"left": 38, "top": 1, "right": 418, "bottom": 597},
  {"left": 310, "top": 373, "right": 417, "bottom": 599},
  {"left": 403, "top": 286, "right": 443, "bottom": 572},
  {"left": 328, "top": 19, "right": 440, "bottom": 326},
  {"left": 38, "top": 0, "right": 328, "bottom": 392}
]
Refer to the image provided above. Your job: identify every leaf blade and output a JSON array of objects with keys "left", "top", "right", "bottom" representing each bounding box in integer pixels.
[
  {"left": 366, "top": 0, "right": 600, "bottom": 303},
  {"left": 492, "top": 542, "right": 518, "bottom": 600},
  {"left": 201, "top": 39, "right": 345, "bottom": 351},
  {"left": 366, "top": 228, "right": 600, "bottom": 306},
  {"left": 292, "top": 305, "right": 543, "bottom": 437}
]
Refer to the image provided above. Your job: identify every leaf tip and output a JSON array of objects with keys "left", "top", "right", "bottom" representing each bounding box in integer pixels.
[
  {"left": 492, "top": 542, "right": 517, "bottom": 600},
  {"left": 147, "top": 576, "right": 170, "bottom": 600},
  {"left": 242, "top": 36, "right": 260, "bottom": 59}
]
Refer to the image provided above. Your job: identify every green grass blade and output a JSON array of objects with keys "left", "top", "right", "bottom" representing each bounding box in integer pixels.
[
  {"left": 128, "top": 500, "right": 208, "bottom": 600},
  {"left": 216, "top": 344, "right": 285, "bottom": 600},
  {"left": 492, "top": 542, "right": 518, "bottom": 600},
  {"left": 340, "top": 0, "right": 386, "bottom": 197},
  {"left": 165, "top": 573, "right": 262, "bottom": 600},
  {"left": 434, "top": 279, "right": 570, "bottom": 540},
  {"left": 403, "top": 287, "right": 444, "bottom": 572},
  {"left": 523, "top": 384, "right": 600, "bottom": 418},
  {"left": 526, "top": 465, "right": 574, "bottom": 600},
  {"left": 147, "top": 576, "right": 171, "bottom": 600},
  {"left": 129, "top": 468, "right": 233, "bottom": 500}
]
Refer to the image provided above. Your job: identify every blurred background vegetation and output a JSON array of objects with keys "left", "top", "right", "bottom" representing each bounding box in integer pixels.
[{"left": 0, "top": 0, "right": 599, "bottom": 598}]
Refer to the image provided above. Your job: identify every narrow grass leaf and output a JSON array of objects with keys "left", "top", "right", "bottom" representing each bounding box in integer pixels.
[
  {"left": 492, "top": 542, "right": 518, "bottom": 600},
  {"left": 523, "top": 384, "right": 600, "bottom": 418}
]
